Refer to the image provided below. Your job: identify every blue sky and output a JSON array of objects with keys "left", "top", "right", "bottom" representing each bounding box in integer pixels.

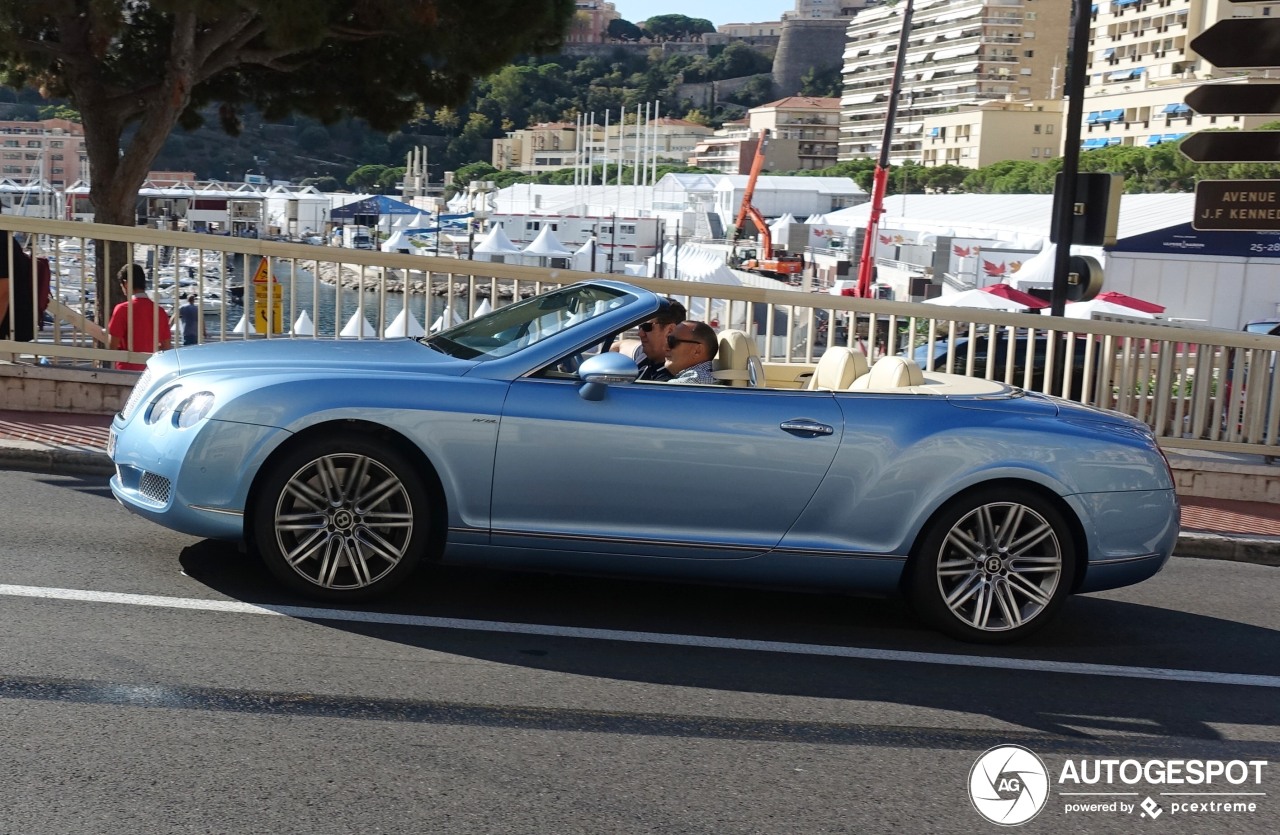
[{"left": 614, "top": 1, "right": 792, "bottom": 27}]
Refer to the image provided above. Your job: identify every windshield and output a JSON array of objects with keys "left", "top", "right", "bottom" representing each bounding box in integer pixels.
[{"left": 423, "top": 284, "right": 636, "bottom": 360}]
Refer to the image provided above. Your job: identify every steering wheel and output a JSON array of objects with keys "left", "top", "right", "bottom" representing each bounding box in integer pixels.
[{"left": 555, "top": 352, "right": 582, "bottom": 374}]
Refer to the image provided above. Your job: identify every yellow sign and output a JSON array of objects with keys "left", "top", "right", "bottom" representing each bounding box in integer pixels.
[
  {"left": 253, "top": 281, "right": 283, "bottom": 333},
  {"left": 251, "top": 257, "right": 272, "bottom": 284},
  {"left": 247, "top": 257, "right": 282, "bottom": 332}
]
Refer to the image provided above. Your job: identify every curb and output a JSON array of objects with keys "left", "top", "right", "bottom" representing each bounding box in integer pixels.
[
  {"left": 0, "top": 446, "right": 115, "bottom": 477},
  {"left": 1175, "top": 533, "right": 1280, "bottom": 567},
  {"left": 3, "top": 444, "right": 1279, "bottom": 567}
]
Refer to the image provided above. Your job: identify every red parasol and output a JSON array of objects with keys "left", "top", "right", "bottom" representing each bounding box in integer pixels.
[
  {"left": 1093, "top": 291, "right": 1165, "bottom": 313},
  {"left": 982, "top": 283, "right": 1050, "bottom": 309}
]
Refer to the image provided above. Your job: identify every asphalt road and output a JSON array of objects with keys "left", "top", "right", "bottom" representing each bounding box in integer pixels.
[{"left": 0, "top": 468, "right": 1276, "bottom": 834}]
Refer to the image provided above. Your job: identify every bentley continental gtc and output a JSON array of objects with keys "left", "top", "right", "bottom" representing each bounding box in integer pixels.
[{"left": 109, "top": 280, "right": 1179, "bottom": 643}]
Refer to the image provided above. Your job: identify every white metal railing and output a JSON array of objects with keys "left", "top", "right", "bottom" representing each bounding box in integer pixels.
[{"left": 2, "top": 216, "right": 1278, "bottom": 457}]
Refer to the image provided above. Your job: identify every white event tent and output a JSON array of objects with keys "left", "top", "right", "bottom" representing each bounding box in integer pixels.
[
  {"left": 522, "top": 226, "right": 573, "bottom": 266},
  {"left": 472, "top": 225, "right": 524, "bottom": 262}
]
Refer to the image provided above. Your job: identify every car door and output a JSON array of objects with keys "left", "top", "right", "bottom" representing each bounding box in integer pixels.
[{"left": 490, "top": 378, "right": 844, "bottom": 560}]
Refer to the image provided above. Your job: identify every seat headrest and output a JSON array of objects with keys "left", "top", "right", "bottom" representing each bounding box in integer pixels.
[
  {"left": 860, "top": 356, "right": 925, "bottom": 389},
  {"left": 807, "top": 347, "right": 869, "bottom": 390},
  {"left": 712, "top": 330, "right": 762, "bottom": 386},
  {"left": 713, "top": 330, "right": 757, "bottom": 370}
]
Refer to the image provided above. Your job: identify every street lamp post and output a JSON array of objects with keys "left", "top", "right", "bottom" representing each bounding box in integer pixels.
[
  {"left": 467, "top": 180, "right": 494, "bottom": 260},
  {"left": 434, "top": 197, "right": 448, "bottom": 256}
]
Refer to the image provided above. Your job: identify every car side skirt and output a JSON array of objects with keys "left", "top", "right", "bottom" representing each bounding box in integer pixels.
[{"left": 443, "top": 540, "right": 909, "bottom": 594}]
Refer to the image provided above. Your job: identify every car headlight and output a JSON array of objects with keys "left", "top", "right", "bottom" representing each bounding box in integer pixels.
[
  {"left": 174, "top": 392, "right": 215, "bottom": 428},
  {"left": 146, "top": 386, "right": 184, "bottom": 425},
  {"left": 145, "top": 387, "right": 215, "bottom": 428}
]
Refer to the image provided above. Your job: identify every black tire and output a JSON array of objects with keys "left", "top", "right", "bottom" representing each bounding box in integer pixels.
[
  {"left": 909, "top": 487, "right": 1076, "bottom": 643},
  {"left": 252, "top": 433, "right": 431, "bottom": 601}
]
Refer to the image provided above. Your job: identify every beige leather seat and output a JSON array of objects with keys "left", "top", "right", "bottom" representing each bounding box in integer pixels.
[
  {"left": 712, "top": 329, "right": 765, "bottom": 387},
  {"left": 805, "top": 347, "right": 869, "bottom": 390},
  {"left": 849, "top": 356, "right": 926, "bottom": 390}
]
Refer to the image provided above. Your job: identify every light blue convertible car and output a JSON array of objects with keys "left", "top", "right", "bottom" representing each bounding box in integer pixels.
[{"left": 110, "top": 280, "right": 1179, "bottom": 642}]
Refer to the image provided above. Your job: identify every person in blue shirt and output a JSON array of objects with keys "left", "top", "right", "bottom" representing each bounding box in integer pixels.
[{"left": 179, "top": 294, "right": 202, "bottom": 346}]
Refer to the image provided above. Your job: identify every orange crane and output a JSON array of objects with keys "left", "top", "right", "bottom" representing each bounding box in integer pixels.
[{"left": 732, "top": 129, "right": 803, "bottom": 279}]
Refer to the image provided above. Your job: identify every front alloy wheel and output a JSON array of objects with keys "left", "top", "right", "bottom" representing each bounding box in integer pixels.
[
  {"left": 911, "top": 489, "right": 1074, "bottom": 643},
  {"left": 254, "top": 435, "right": 429, "bottom": 600}
]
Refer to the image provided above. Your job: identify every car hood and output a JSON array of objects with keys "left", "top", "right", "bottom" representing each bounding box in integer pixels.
[{"left": 171, "top": 338, "right": 475, "bottom": 378}]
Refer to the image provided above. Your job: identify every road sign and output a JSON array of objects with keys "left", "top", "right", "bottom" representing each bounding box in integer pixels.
[
  {"left": 251, "top": 256, "right": 273, "bottom": 284},
  {"left": 1184, "top": 84, "right": 1280, "bottom": 116},
  {"left": 253, "top": 281, "right": 283, "bottom": 333},
  {"left": 1179, "top": 131, "right": 1280, "bottom": 163},
  {"left": 1189, "top": 20, "right": 1280, "bottom": 70},
  {"left": 1193, "top": 180, "right": 1280, "bottom": 231},
  {"left": 249, "top": 256, "right": 282, "bottom": 332}
]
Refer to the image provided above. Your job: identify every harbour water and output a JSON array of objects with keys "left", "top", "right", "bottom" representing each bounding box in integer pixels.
[
  {"left": 51, "top": 245, "right": 501, "bottom": 341},
  {"left": 198, "top": 261, "right": 483, "bottom": 338}
]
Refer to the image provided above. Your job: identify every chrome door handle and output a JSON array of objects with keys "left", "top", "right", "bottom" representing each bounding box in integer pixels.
[{"left": 780, "top": 419, "right": 834, "bottom": 437}]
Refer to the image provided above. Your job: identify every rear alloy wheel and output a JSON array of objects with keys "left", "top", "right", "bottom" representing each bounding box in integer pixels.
[
  {"left": 910, "top": 489, "right": 1075, "bottom": 643},
  {"left": 254, "top": 435, "right": 430, "bottom": 601}
]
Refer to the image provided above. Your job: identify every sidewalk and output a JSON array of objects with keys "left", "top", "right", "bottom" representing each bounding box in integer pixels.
[{"left": 1, "top": 409, "right": 1277, "bottom": 565}]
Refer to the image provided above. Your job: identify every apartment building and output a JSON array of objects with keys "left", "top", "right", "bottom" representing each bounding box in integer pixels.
[
  {"left": 790, "top": 0, "right": 857, "bottom": 19},
  {"left": 839, "top": 0, "right": 1071, "bottom": 164},
  {"left": 749, "top": 96, "right": 843, "bottom": 170},
  {"left": 686, "top": 97, "right": 843, "bottom": 174},
  {"left": 1078, "top": 0, "right": 1280, "bottom": 151},
  {"left": 493, "top": 122, "right": 579, "bottom": 173},
  {"left": 687, "top": 121, "right": 759, "bottom": 174},
  {"left": 493, "top": 117, "right": 713, "bottom": 174},
  {"left": 566, "top": 1, "right": 620, "bottom": 43},
  {"left": 718, "top": 21, "right": 787, "bottom": 37},
  {"left": 0, "top": 118, "right": 87, "bottom": 188},
  {"left": 921, "top": 99, "right": 1065, "bottom": 167}
]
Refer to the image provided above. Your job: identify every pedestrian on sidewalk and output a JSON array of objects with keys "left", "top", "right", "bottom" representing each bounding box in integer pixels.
[{"left": 108, "top": 263, "right": 171, "bottom": 370}]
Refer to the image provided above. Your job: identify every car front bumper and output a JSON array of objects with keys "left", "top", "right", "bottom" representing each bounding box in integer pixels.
[{"left": 109, "top": 416, "right": 289, "bottom": 541}]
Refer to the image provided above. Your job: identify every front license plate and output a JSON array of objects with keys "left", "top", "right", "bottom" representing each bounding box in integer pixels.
[{"left": 107, "top": 429, "right": 116, "bottom": 458}]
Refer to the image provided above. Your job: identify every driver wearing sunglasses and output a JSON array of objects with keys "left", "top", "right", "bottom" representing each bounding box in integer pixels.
[{"left": 626, "top": 297, "right": 686, "bottom": 381}]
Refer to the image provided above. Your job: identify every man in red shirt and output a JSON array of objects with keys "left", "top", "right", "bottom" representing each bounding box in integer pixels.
[{"left": 108, "top": 263, "right": 172, "bottom": 371}]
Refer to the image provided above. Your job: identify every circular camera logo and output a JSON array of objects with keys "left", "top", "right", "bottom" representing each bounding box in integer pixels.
[{"left": 969, "top": 745, "right": 1050, "bottom": 826}]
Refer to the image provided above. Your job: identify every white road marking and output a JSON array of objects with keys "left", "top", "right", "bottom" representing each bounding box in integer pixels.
[{"left": 2, "top": 582, "right": 1276, "bottom": 689}]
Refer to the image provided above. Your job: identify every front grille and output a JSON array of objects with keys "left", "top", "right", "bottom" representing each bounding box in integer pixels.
[
  {"left": 119, "top": 368, "right": 154, "bottom": 421},
  {"left": 139, "top": 471, "right": 172, "bottom": 505}
]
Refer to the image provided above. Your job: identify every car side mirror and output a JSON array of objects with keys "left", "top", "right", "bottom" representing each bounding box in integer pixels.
[{"left": 578, "top": 352, "right": 639, "bottom": 401}]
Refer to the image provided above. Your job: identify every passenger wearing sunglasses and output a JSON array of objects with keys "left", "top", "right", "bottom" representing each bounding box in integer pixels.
[
  {"left": 665, "top": 320, "right": 719, "bottom": 384},
  {"left": 628, "top": 297, "right": 686, "bottom": 381}
]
